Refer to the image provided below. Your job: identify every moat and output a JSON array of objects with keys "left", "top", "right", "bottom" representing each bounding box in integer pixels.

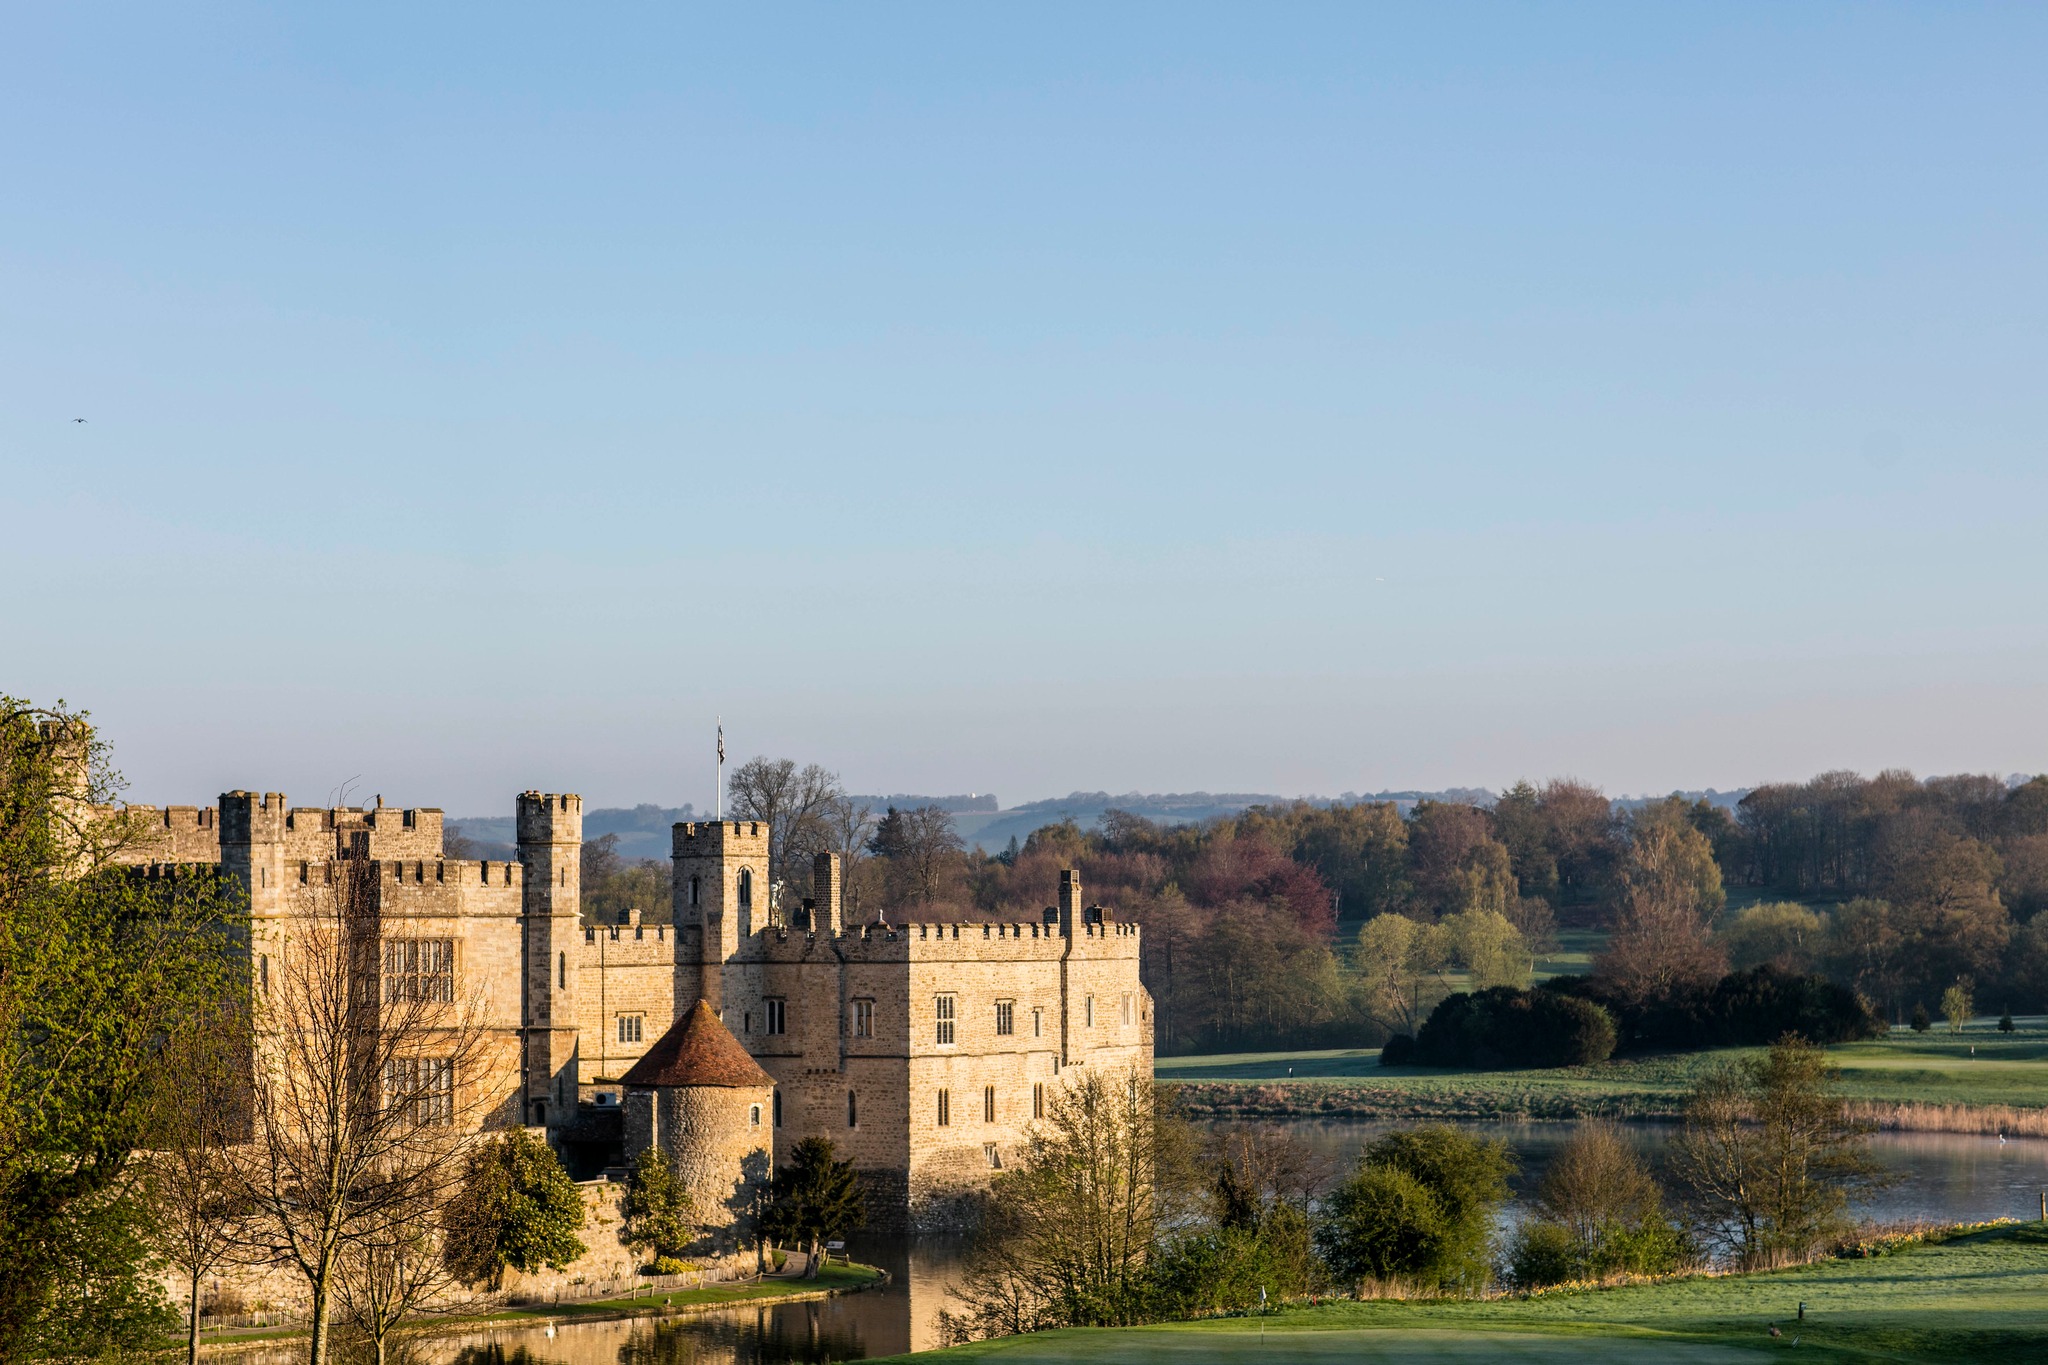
[{"left": 233, "top": 1121, "right": 2048, "bottom": 1364}]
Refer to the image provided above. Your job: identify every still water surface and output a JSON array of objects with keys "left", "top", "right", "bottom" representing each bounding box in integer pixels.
[{"left": 277, "top": 1122, "right": 2048, "bottom": 1365}]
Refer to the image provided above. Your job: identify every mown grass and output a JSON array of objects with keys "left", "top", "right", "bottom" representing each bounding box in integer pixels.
[
  {"left": 1161, "top": 1020, "right": 2048, "bottom": 1123},
  {"left": 875, "top": 1224, "right": 2048, "bottom": 1362}
]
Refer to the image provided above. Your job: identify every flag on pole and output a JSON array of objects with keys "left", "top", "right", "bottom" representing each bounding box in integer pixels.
[{"left": 717, "top": 724, "right": 725, "bottom": 765}]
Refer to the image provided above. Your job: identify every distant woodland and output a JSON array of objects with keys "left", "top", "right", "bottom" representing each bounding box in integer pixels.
[{"left": 569, "top": 759, "right": 2048, "bottom": 1056}]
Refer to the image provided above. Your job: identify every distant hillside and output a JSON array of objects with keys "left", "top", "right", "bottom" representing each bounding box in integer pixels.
[
  {"left": 448, "top": 802, "right": 697, "bottom": 862},
  {"left": 955, "top": 788, "right": 1500, "bottom": 853},
  {"left": 850, "top": 793, "right": 998, "bottom": 813}
]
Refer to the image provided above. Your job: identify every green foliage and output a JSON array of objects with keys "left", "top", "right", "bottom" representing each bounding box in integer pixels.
[
  {"left": 1942, "top": 980, "right": 1974, "bottom": 1034},
  {"left": 441, "top": 1129, "right": 586, "bottom": 1290},
  {"left": 2000, "top": 1010, "right": 2016, "bottom": 1033},
  {"left": 1405, "top": 987, "right": 1616, "bottom": 1069},
  {"left": 1319, "top": 1126, "right": 1513, "bottom": 1291},
  {"left": 621, "top": 1147, "right": 695, "bottom": 1262},
  {"left": 1506, "top": 1122, "right": 1688, "bottom": 1288},
  {"left": 650, "top": 1254, "right": 693, "bottom": 1275},
  {"left": 1150, "top": 1208, "right": 1314, "bottom": 1316},
  {"left": 1911, "top": 1002, "right": 1931, "bottom": 1032},
  {"left": 762, "top": 1137, "right": 866, "bottom": 1275},
  {"left": 0, "top": 700, "right": 246, "bottom": 1358}
]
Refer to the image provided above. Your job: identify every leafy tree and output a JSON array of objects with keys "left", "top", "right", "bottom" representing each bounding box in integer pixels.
[
  {"left": 621, "top": 1147, "right": 694, "bottom": 1265},
  {"left": 1911, "top": 1002, "right": 1931, "bottom": 1033},
  {"left": 1942, "top": 979, "right": 1974, "bottom": 1034},
  {"left": 1999, "top": 1010, "right": 2016, "bottom": 1033},
  {"left": 1404, "top": 986, "right": 1615, "bottom": 1069},
  {"left": 1719, "top": 901, "right": 1824, "bottom": 974},
  {"left": 762, "top": 1137, "right": 866, "bottom": 1278},
  {"left": 1597, "top": 811, "right": 1726, "bottom": 1005},
  {"left": 442, "top": 1129, "right": 587, "bottom": 1291},
  {"left": 1670, "top": 1036, "right": 1879, "bottom": 1268},
  {"left": 0, "top": 701, "right": 245, "bottom": 1360},
  {"left": 1318, "top": 1125, "right": 1512, "bottom": 1292},
  {"left": 1507, "top": 1123, "right": 1688, "bottom": 1287},
  {"left": 1353, "top": 913, "right": 1454, "bottom": 1035}
]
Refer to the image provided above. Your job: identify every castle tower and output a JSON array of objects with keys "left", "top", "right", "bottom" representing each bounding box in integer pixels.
[
  {"left": 518, "top": 791, "right": 583, "bottom": 1131},
  {"left": 220, "top": 791, "right": 291, "bottom": 922},
  {"left": 671, "top": 820, "right": 768, "bottom": 1014}
]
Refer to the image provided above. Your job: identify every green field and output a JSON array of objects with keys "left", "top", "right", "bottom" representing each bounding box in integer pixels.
[
  {"left": 1159, "top": 1019, "right": 2048, "bottom": 1122},
  {"left": 876, "top": 1224, "right": 2048, "bottom": 1363}
]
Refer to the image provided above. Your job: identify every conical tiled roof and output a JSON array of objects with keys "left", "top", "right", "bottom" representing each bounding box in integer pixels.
[{"left": 619, "top": 999, "right": 774, "bottom": 1090}]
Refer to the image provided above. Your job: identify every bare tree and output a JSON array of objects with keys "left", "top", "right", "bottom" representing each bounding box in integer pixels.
[
  {"left": 235, "top": 858, "right": 505, "bottom": 1365},
  {"left": 332, "top": 1195, "right": 460, "bottom": 1365},
  {"left": 727, "top": 758, "right": 844, "bottom": 914},
  {"left": 825, "top": 795, "right": 877, "bottom": 922},
  {"left": 872, "top": 805, "right": 965, "bottom": 908},
  {"left": 146, "top": 1010, "right": 253, "bottom": 1365}
]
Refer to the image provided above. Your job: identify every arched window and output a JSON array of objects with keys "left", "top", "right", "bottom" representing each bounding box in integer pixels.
[
  {"left": 689, "top": 875, "right": 700, "bottom": 907},
  {"left": 737, "top": 868, "right": 753, "bottom": 909},
  {"left": 749, "top": 1104, "right": 762, "bottom": 1128}
]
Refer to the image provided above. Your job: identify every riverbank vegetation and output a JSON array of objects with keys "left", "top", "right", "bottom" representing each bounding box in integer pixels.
[
  {"left": 940, "top": 1041, "right": 1896, "bottom": 1352},
  {"left": 886, "top": 1221, "right": 2048, "bottom": 1362}
]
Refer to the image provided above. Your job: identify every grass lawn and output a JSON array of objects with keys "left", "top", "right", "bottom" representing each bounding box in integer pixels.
[
  {"left": 1160, "top": 1020, "right": 2048, "bottom": 1121},
  {"left": 874, "top": 1224, "right": 2048, "bottom": 1363},
  {"left": 540, "top": 1260, "right": 883, "bottom": 1315}
]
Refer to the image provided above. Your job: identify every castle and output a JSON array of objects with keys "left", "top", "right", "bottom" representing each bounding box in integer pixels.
[{"left": 117, "top": 788, "right": 1152, "bottom": 1227}]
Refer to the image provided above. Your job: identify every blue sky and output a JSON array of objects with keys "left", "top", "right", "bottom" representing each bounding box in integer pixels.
[{"left": 5, "top": 4, "right": 2046, "bottom": 814}]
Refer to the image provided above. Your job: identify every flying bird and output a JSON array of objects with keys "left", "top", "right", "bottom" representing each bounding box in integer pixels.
[{"left": 73, "top": 418, "right": 86, "bottom": 424}]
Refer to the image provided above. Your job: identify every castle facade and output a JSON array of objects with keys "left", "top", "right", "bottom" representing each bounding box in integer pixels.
[{"left": 119, "top": 788, "right": 1152, "bottom": 1224}]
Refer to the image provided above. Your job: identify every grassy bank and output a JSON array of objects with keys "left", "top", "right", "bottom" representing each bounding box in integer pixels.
[
  {"left": 1161, "top": 1019, "right": 2048, "bottom": 1130},
  {"left": 874, "top": 1223, "right": 2048, "bottom": 1362}
]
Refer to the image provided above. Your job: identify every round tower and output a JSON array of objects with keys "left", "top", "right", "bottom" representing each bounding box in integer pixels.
[{"left": 620, "top": 999, "right": 774, "bottom": 1250}]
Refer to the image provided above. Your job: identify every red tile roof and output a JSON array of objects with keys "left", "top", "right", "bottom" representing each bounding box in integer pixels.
[{"left": 619, "top": 999, "right": 773, "bottom": 1090}]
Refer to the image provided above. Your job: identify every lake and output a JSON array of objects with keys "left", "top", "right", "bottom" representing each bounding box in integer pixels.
[{"left": 289, "top": 1122, "right": 2048, "bottom": 1364}]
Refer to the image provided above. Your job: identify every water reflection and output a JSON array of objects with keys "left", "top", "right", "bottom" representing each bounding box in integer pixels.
[{"left": 240, "top": 1124, "right": 2048, "bottom": 1364}]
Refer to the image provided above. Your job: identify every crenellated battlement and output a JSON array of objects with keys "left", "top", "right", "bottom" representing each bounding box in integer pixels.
[
  {"left": 516, "top": 791, "right": 582, "bottom": 845},
  {"left": 671, "top": 820, "right": 767, "bottom": 856}
]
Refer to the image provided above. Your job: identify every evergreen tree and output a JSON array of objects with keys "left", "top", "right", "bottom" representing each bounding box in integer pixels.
[
  {"left": 441, "top": 1130, "right": 586, "bottom": 1290},
  {"left": 621, "top": 1147, "right": 694, "bottom": 1266},
  {"left": 762, "top": 1137, "right": 866, "bottom": 1278}
]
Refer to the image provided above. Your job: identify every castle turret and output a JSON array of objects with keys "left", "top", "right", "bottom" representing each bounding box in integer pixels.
[
  {"left": 620, "top": 999, "right": 774, "bottom": 1249},
  {"left": 518, "top": 791, "right": 583, "bottom": 1131},
  {"left": 672, "top": 820, "right": 768, "bottom": 1014},
  {"left": 220, "top": 791, "right": 291, "bottom": 921}
]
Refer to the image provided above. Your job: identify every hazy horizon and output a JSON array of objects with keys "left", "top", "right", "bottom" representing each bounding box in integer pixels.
[{"left": 9, "top": 5, "right": 2047, "bottom": 814}]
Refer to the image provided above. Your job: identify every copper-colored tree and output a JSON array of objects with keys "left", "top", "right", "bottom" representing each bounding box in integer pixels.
[
  {"left": 1597, "top": 812, "right": 1727, "bottom": 1005},
  {"left": 235, "top": 858, "right": 504, "bottom": 1365}
]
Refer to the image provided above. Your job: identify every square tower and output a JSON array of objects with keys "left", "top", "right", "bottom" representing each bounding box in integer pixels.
[
  {"left": 517, "top": 791, "right": 583, "bottom": 1130},
  {"left": 671, "top": 820, "right": 768, "bottom": 1014}
]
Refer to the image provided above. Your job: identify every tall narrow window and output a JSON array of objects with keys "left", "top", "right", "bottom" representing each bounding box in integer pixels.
[
  {"left": 1033, "top": 1082, "right": 1045, "bottom": 1119},
  {"left": 935, "top": 994, "right": 956, "bottom": 1045},
  {"left": 936, "top": 1089, "right": 951, "bottom": 1127},
  {"left": 558, "top": 951, "right": 566, "bottom": 989},
  {"left": 1032, "top": 1007, "right": 1042, "bottom": 1038},
  {"left": 259, "top": 954, "right": 269, "bottom": 995},
  {"left": 853, "top": 999, "right": 875, "bottom": 1038},
  {"left": 690, "top": 875, "right": 700, "bottom": 906},
  {"left": 983, "top": 1085, "right": 996, "bottom": 1122},
  {"left": 1121, "top": 993, "right": 1133, "bottom": 1026},
  {"left": 1085, "top": 995, "right": 1095, "bottom": 1027},
  {"left": 995, "top": 1000, "right": 1014, "bottom": 1036},
  {"left": 764, "top": 998, "right": 787, "bottom": 1035},
  {"left": 774, "top": 1090, "right": 783, "bottom": 1126},
  {"left": 848, "top": 1089, "right": 859, "bottom": 1128},
  {"left": 738, "top": 867, "right": 753, "bottom": 909},
  {"left": 750, "top": 1104, "right": 762, "bottom": 1127},
  {"left": 984, "top": 1143, "right": 1002, "bottom": 1169}
]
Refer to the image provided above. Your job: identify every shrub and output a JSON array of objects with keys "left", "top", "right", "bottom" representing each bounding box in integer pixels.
[
  {"left": 1545, "top": 967, "right": 1882, "bottom": 1052},
  {"left": 1410, "top": 987, "right": 1616, "bottom": 1069},
  {"left": 1506, "top": 1122, "right": 1689, "bottom": 1288},
  {"left": 650, "top": 1255, "right": 693, "bottom": 1275},
  {"left": 1319, "top": 1125, "right": 1513, "bottom": 1292},
  {"left": 1911, "top": 1003, "right": 1931, "bottom": 1032},
  {"left": 442, "top": 1129, "right": 588, "bottom": 1290},
  {"left": 1378, "top": 1032, "right": 1416, "bottom": 1067}
]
